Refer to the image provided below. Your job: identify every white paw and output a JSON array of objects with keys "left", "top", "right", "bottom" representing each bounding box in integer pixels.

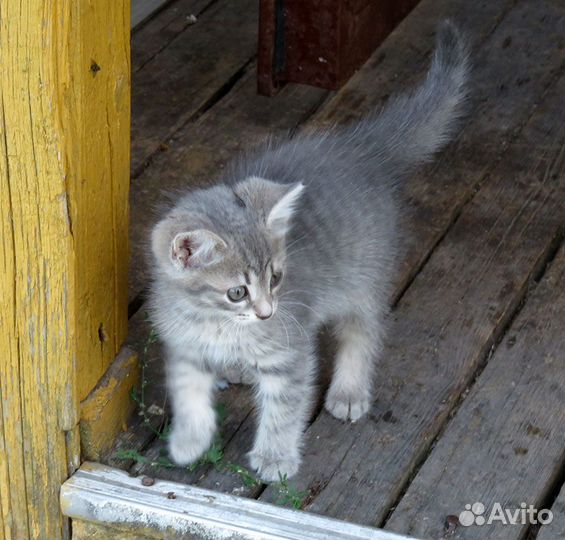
[
  {"left": 168, "top": 424, "right": 214, "bottom": 466},
  {"left": 325, "top": 390, "right": 370, "bottom": 422},
  {"left": 248, "top": 450, "right": 300, "bottom": 482}
]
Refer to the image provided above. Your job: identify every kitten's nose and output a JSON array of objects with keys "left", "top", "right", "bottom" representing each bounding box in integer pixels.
[{"left": 253, "top": 300, "right": 273, "bottom": 320}]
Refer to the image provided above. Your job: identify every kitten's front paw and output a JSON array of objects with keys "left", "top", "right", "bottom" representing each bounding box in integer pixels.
[
  {"left": 325, "top": 390, "right": 370, "bottom": 422},
  {"left": 248, "top": 450, "right": 300, "bottom": 483},
  {"left": 168, "top": 424, "right": 214, "bottom": 466}
]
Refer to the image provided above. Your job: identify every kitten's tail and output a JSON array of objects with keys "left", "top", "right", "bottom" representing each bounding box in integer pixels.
[{"left": 350, "top": 21, "right": 470, "bottom": 178}]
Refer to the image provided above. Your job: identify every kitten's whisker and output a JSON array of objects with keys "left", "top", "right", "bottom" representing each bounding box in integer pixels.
[
  {"left": 280, "top": 300, "right": 321, "bottom": 319},
  {"left": 285, "top": 247, "right": 309, "bottom": 258},
  {"left": 285, "top": 233, "right": 308, "bottom": 251},
  {"left": 278, "top": 306, "right": 310, "bottom": 344},
  {"left": 278, "top": 289, "right": 311, "bottom": 298},
  {"left": 277, "top": 312, "right": 291, "bottom": 350}
]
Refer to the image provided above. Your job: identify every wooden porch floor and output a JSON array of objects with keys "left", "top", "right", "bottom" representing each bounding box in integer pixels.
[{"left": 107, "top": 0, "right": 565, "bottom": 538}]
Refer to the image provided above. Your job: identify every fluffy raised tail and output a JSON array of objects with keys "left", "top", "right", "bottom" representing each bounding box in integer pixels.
[{"left": 347, "top": 21, "right": 470, "bottom": 178}]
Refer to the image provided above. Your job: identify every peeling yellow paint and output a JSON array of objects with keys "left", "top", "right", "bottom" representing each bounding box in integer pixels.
[
  {"left": 80, "top": 349, "right": 139, "bottom": 461},
  {"left": 0, "top": 0, "right": 130, "bottom": 538}
]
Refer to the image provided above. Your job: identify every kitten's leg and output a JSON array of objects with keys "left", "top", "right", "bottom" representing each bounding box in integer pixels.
[
  {"left": 249, "top": 354, "right": 315, "bottom": 482},
  {"left": 325, "top": 312, "right": 384, "bottom": 421},
  {"left": 167, "top": 358, "right": 216, "bottom": 465}
]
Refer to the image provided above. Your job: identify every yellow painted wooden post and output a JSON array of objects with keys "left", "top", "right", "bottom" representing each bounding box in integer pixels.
[{"left": 0, "top": 0, "right": 130, "bottom": 538}]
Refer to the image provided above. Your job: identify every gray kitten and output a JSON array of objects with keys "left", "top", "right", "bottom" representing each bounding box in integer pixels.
[{"left": 149, "top": 22, "right": 468, "bottom": 482}]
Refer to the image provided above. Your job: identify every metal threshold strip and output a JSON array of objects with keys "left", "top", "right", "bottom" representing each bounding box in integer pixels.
[{"left": 61, "top": 462, "right": 418, "bottom": 540}]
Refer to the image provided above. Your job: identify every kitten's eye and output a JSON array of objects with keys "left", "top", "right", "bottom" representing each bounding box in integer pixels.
[
  {"left": 270, "top": 271, "right": 282, "bottom": 288},
  {"left": 227, "top": 286, "right": 248, "bottom": 302}
]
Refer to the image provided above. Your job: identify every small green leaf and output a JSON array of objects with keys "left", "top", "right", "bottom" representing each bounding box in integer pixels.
[
  {"left": 158, "top": 422, "right": 172, "bottom": 440},
  {"left": 273, "top": 473, "right": 308, "bottom": 509},
  {"left": 225, "top": 463, "right": 260, "bottom": 488},
  {"left": 155, "top": 456, "right": 175, "bottom": 468}
]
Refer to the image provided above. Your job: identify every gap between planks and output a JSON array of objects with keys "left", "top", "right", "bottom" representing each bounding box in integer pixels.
[
  {"left": 130, "top": 0, "right": 260, "bottom": 176},
  {"left": 385, "top": 241, "right": 565, "bottom": 539}
]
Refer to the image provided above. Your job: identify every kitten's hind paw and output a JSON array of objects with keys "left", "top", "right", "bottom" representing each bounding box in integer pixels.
[
  {"left": 325, "top": 391, "right": 370, "bottom": 422},
  {"left": 248, "top": 451, "right": 299, "bottom": 483}
]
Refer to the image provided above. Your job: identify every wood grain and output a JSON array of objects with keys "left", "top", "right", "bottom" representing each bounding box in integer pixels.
[
  {"left": 80, "top": 348, "right": 139, "bottom": 462},
  {"left": 132, "top": 0, "right": 212, "bottom": 72},
  {"left": 385, "top": 243, "right": 565, "bottom": 539},
  {"left": 132, "top": 0, "right": 169, "bottom": 29},
  {"left": 131, "top": 0, "right": 259, "bottom": 174},
  {"left": 0, "top": 0, "right": 130, "bottom": 537},
  {"left": 72, "top": 519, "right": 153, "bottom": 540},
  {"left": 68, "top": 0, "right": 132, "bottom": 403}
]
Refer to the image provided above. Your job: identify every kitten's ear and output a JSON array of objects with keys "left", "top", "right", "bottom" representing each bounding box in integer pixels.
[
  {"left": 266, "top": 182, "right": 305, "bottom": 238},
  {"left": 170, "top": 229, "right": 226, "bottom": 270}
]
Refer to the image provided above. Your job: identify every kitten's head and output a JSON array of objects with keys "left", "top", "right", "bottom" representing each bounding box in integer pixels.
[{"left": 151, "top": 177, "right": 304, "bottom": 323}]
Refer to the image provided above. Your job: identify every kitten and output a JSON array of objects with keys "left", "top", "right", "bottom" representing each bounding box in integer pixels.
[{"left": 149, "top": 22, "right": 469, "bottom": 482}]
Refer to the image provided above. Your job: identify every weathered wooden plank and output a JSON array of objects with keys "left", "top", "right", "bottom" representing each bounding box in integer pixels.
[
  {"left": 69, "top": 0, "right": 131, "bottom": 402},
  {"left": 129, "top": 66, "right": 328, "bottom": 299},
  {"left": 538, "top": 482, "right": 565, "bottom": 540},
  {"left": 63, "top": 463, "right": 412, "bottom": 540},
  {"left": 127, "top": 0, "right": 518, "bottom": 302},
  {"left": 127, "top": 0, "right": 520, "bottom": 303},
  {"left": 385, "top": 244, "right": 565, "bottom": 539},
  {"left": 0, "top": 0, "right": 130, "bottom": 537},
  {"left": 80, "top": 348, "right": 139, "bottom": 462},
  {"left": 126, "top": 0, "right": 558, "bottom": 496},
  {"left": 132, "top": 0, "right": 211, "bottom": 72},
  {"left": 266, "top": 69, "right": 565, "bottom": 524},
  {"left": 131, "top": 0, "right": 258, "bottom": 174},
  {"left": 158, "top": 0, "right": 518, "bottom": 498}
]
